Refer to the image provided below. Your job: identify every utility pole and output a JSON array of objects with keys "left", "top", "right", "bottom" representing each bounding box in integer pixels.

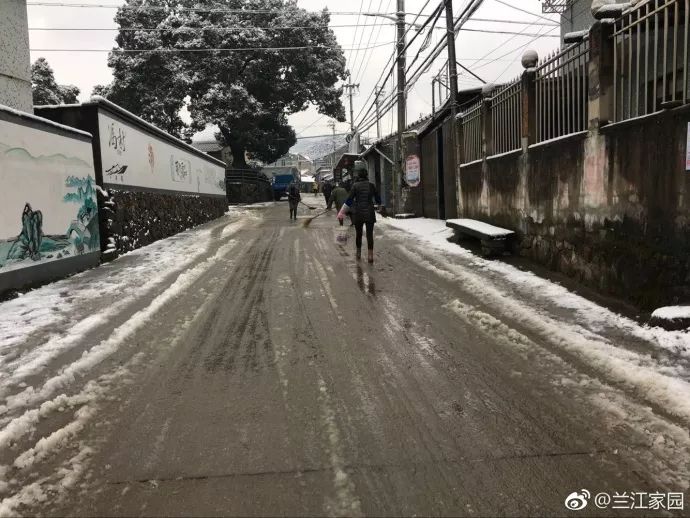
[
  {"left": 431, "top": 77, "right": 436, "bottom": 115},
  {"left": 374, "top": 87, "right": 385, "bottom": 139},
  {"left": 343, "top": 74, "right": 360, "bottom": 134},
  {"left": 444, "top": 0, "right": 460, "bottom": 217},
  {"left": 444, "top": 0, "right": 459, "bottom": 120},
  {"left": 394, "top": 0, "right": 406, "bottom": 214},
  {"left": 327, "top": 120, "right": 336, "bottom": 172}
]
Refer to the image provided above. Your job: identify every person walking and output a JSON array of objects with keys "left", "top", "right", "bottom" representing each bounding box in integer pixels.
[
  {"left": 287, "top": 181, "right": 301, "bottom": 221},
  {"left": 329, "top": 182, "right": 350, "bottom": 225},
  {"left": 345, "top": 161, "right": 381, "bottom": 263},
  {"left": 322, "top": 181, "right": 334, "bottom": 206}
]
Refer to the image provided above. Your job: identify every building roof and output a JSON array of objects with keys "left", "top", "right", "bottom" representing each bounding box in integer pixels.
[{"left": 192, "top": 140, "right": 223, "bottom": 153}]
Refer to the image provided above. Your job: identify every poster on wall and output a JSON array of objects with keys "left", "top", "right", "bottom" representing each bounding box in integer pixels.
[
  {"left": 98, "top": 112, "right": 226, "bottom": 196},
  {"left": 686, "top": 122, "right": 690, "bottom": 171},
  {"left": 405, "top": 154, "right": 421, "bottom": 187},
  {"left": 0, "top": 119, "right": 99, "bottom": 273}
]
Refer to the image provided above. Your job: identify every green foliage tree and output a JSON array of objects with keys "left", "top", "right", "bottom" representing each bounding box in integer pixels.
[
  {"left": 31, "top": 58, "right": 81, "bottom": 105},
  {"left": 100, "top": 0, "right": 347, "bottom": 166}
]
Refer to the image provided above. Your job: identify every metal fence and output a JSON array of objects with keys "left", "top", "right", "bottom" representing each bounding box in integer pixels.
[
  {"left": 461, "top": 99, "right": 483, "bottom": 163},
  {"left": 612, "top": 0, "right": 689, "bottom": 122},
  {"left": 225, "top": 169, "right": 273, "bottom": 204},
  {"left": 491, "top": 77, "right": 522, "bottom": 155},
  {"left": 535, "top": 39, "right": 590, "bottom": 142}
]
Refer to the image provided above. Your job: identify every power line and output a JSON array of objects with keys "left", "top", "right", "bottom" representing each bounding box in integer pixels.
[
  {"left": 467, "top": 17, "right": 558, "bottom": 27},
  {"left": 404, "top": 0, "right": 485, "bottom": 95},
  {"left": 490, "top": 24, "right": 551, "bottom": 82},
  {"left": 459, "top": 27, "right": 559, "bottom": 37},
  {"left": 26, "top": 2, "right": 368, "bottom": 15},
  {"left": 352, "top": 0, "right": 442, "bottom": 127},
  {"left": 405, "top": 5, "right": 444, "bottom": 74},
  {"left": 352, "top": 0, "right": 442, "bottom": 125},
  {"left": 26, "top": 24, "right": 560, "bottom": 38},
  {"left": 350, "top": 0, "right": 385, "bottom": 84},
  {"left": 352, "top": 0, "right": 393, "bottom": 84},
  {"left": 491, "top": 0, "right": 559, "bottom": 25},
  {"left": 359, "top": 0, "right": 491, "bottom": 134},
  {"left": 467, "top": 25, "right": 560, "bottom": 72},
  {"left": 346, "top": 0, "right": 367, "bottom": 71},
  {"left": 29, "top": 41, "right": 395, "bottom": 52},
  {"left": 27, "top": 23, "right": 396, "bottom": 32}
]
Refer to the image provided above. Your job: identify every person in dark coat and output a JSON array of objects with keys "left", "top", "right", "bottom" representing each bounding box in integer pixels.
[
  {"left": 345, "top": 161, "right": 381, "bottom": 263},
  {"left": 322, "top": 181, "right": 334, "bottom": 206},
  {"left": 329, "top": 182, "right": 351, "bottom": 226},
  {"left": 287, "top": 181, "right": 301, "bottom": 220}
]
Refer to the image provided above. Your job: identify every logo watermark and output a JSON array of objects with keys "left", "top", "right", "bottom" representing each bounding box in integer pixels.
[{"left": 565, "top": 490, "right": 684, "bottom": 511}]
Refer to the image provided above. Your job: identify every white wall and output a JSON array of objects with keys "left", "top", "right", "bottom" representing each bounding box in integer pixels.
[
  {"left": 0, "top": 117, "right": 99, "bottom": 272},
  {"left": 98, "top": 112, "right": 226, "bottom": 196}
]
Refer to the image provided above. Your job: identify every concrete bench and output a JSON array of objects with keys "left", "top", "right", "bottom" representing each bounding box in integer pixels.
[{"left": 446, "top": 219, "right": 515, "bottom": 257}]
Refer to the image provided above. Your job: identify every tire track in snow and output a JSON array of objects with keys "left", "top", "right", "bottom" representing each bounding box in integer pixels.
[
  {"left": 0, "top": 218, "right": 251, "bottom": 404},
  {"left": 0, "top": 238, "right": 243, "bottom": 435},
  {"left": 0, "top": 245, "right": 242, "bottom": 515},
  {"left": 398, "top": 245, "right": 690, "bottom": 427},
  {"left": 443, "top": 298, "right": 690, "bottom": 490},
  {"left": 316, "top": 375, "right": 363, "bottom": 517}
]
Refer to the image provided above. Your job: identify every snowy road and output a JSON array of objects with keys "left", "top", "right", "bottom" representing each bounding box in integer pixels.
[{"left": 1, "top": 201, "right": 689, "bottom": 516}]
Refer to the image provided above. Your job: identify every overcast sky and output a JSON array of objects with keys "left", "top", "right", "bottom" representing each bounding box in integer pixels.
[{"left": 25, "top": 0, "right": 572, "bottom": 144}]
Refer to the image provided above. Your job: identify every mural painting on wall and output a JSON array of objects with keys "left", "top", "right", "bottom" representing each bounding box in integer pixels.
[
  {"left": 171, "top": 156, "right": 192, "bottom": 184},
  {"left": 204, "top": 166, "right": 226, "bottom": 193},
  {"left": 105, "top": 120, "right": 128, "bottom": 182},
  {"left": 0, "top": 130, "right": 99, "bottom": 272},
  {"left": 98, "top": 112, "right": 226, "bottom": 196},
  {"left": 148, "top": 143, "right": 155, "bottom": 174}
]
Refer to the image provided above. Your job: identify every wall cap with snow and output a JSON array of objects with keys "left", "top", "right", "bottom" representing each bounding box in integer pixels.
[
  {"left": 0, "top": 103, "right": 92, "bottom": 141},
  {"left": 36, "top": 96, "right": 226, "bottom": 169}
]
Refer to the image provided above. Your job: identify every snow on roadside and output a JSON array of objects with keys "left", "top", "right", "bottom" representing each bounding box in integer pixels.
[
  {"left": 381, "top": 217, "right": 690, "bottom": 424},
  {"left": 0, "top": 238, "right": 242, "bottom": 421},
  {"left": 0, "top": 221, "right": 252, "bottom": 514},
  {"left": 0, "top": 209, "right": 254, "bottom": 394},
  {"left": 382, "top": 218, "right": 689, "bottom": 355},
  {"left": 652, "top": 306, "right": 690, "bottom": 321}
]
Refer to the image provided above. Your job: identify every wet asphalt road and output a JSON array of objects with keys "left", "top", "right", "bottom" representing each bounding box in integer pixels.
[{"left": 3, "top": 201, "right": 689, "bottom": 517}]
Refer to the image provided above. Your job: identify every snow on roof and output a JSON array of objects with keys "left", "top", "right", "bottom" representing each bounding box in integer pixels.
[
  {"left": 651, "top": 306, "right": 690, "bottom": 321},
  {"left": 192, "top": 140, "right": 223, "bottom": 153},
  {"left": 446, "top": 218, "right": 515, "bottom": 237},
  {"left": 1, "top": 103, "right": 92, "bottom": 139}
]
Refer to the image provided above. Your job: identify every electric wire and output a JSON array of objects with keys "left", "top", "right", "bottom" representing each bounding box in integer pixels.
[
  {"left": 27, "top": 23, "right": 396, "bottom": 31},
  {"left": 29, "top": 41, "right": 395, "bottom": 52},
  {"left": 351, "top": 0, "right": 440, "bottom": 126},
  {"left": 351, "top": 0, "right": 387, "bottom": 84},
  {"left": 491, "top": 0, "right": 560, "bottom": 25},
  {"left": 346, "top": 0, "right": 367, "bottom": 72},
  {"left": 352, "top": 0, "right": 443, "bottom": 127},
  {"left": 26, "top": 2, "right": 367, "bottom": 15}
]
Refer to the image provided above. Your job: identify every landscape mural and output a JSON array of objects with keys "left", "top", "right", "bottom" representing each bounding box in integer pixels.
[{"left": 0, "top": 119, "right": 99, "bottom": 273}]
